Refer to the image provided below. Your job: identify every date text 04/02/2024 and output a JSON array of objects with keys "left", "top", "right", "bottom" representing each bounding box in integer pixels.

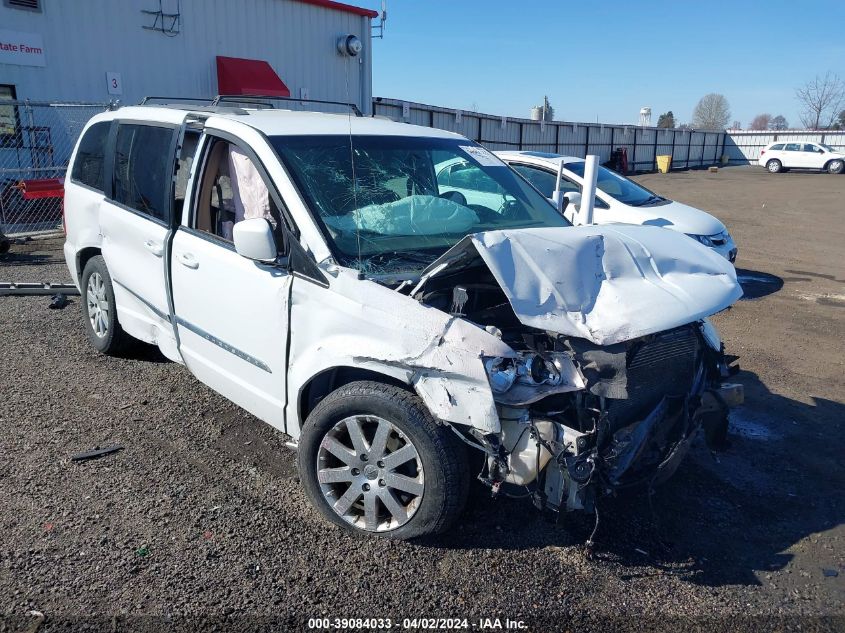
[{"left": 307, "top": 617, "right": 528, "bottom": 630}]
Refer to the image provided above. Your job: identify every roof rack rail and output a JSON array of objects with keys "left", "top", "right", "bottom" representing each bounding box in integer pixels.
[
  {"left": 140, "top": 96, "right": 214, "bottom": 105},
  {"left": 211, "top": 94, "right": 363, "bottom": 117}
]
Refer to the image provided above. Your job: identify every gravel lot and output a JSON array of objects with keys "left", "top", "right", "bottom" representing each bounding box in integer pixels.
[{"left": 1, "top": 166, "right": 843, "bottom": 632}]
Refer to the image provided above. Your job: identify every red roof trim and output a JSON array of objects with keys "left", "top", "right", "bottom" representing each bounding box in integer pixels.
[{"left": 294, "top": 0, "right": 379, "bottom": 19}]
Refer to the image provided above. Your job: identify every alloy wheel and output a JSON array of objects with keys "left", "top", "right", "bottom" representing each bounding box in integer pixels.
[
  {"left": 317, "top": 414, "right": 425, "bottom": 532},
  {"left": 86, "top": 272, "right": 109, "bottom": 338}
]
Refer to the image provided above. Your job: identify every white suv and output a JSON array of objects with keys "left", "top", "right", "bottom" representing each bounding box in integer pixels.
[
  {"left": 758, "top": 141, "right": 845, "bottom": 174},
  {"left": 63, "top": 100, "right": 743, "bottom": 539}
]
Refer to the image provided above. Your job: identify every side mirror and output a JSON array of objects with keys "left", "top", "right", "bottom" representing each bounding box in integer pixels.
[
  {"left": 233, "top": 218, "right": 277, "bottom": 263},
  {"left": 550, "top": 191, "right": 569, "bottom": 214},
  {"left": 563, "top": 191, "right": 582, "bottom": 209}
]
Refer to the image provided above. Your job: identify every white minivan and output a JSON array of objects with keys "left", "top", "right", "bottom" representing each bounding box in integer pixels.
[
  {"left": 758, "top": 141, "right": 845, "bottom": 174},
  {"left": 63, "top": 99, "right": 743, "bottom": 539}
]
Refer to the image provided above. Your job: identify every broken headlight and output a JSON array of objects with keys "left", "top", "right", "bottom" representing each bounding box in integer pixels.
[
  {"left": 484, "top": 353, "right": 562, "bottom": 393},
  {"left": 699, "top": 317, "right": 722, "bottom": 351}
]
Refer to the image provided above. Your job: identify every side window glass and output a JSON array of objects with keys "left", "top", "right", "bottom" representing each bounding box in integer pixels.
[
  {"left": 174, "top": 131, "right": 200, "bottom": 219},
  {"left": 113, "top": 124, "right": 174, "bottom": 221},
  {"left": 447, "top": 162, "right": 501, "bottom": 194},
  {"left": 771, "top": 144, "right": 785, "bottom": 150},
  {"left": 785, "top": 143, "right": 800, "bottom": 151},
  {"left": 803, "top": 144, "right": 819, "bottom": 153},
  {"left": 71, "top": 121, "right": 110, "bottom": 191},
  {"left": 194, "top": 139, "right": 284, "bottom": 248},
  {"left": 512, "top": 164, "right": 607, "bottom": 209},
  {"left": 512, "top": 164, "right": 557, "bottom": 198},
  {"left": 436, "top": 164, "right": 452, "bottom": 187}
]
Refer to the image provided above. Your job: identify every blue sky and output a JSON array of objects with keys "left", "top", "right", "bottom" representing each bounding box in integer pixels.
[{"left": 367, "top": 0, "right": 845, "bottom": 128}]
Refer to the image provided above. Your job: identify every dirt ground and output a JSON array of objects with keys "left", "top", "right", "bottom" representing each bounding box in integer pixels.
[{"left": 0, "top": 166, "right": 843, "bottom": 632}]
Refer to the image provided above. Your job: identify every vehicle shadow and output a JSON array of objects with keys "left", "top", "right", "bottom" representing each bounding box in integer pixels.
[
  {"left": 122, "top": 341, "right": 171, "bottom": 364},
  {"left": 0, "top": 250, "right": 65, "bottom": 267},
  {"left": 735, "top": 268, "right": 784, "bottom": 300},
  {"left": 428, "top": 368, "right": 845, "bottom": 589}
]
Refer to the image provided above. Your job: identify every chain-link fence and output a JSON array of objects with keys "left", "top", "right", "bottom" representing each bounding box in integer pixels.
[{"left": 0, "top": 101, "right": 112, "bottom": 236}]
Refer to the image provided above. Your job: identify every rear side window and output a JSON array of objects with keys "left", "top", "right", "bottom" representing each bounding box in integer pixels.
[
  {"left": 770, "top": 143, "right": 785, "bottom": 150},
  {"left": 785, "top": 143, "right": 801, "bottom": 151},
  {"left": 71, "top": 122, "right": 110, "bottom": 191},
  {"left": 113, "top": 123, "right": 174, "bottom": 222}
]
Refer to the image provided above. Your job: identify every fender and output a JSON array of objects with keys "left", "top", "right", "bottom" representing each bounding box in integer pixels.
[{"left": 285, "top": 267, "right": 514, "bottom": 437}]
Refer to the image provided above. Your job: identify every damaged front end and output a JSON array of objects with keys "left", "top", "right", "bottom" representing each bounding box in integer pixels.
[
  {"left": 407, "top": 224, "right": 744, "bottom": 516},
  {"left": 476, "top": 322, "right": 742, "bottom": 515}
]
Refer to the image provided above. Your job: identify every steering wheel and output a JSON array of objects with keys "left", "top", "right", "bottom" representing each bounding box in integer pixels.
[
  {"left": 439, "top": 190, "right": 467, "bottom": 207},
  {"left": 470, "top": 205, "right": 499, "bottom": 223},
  {"left": 497, "top": 197, "right": 521, "bottom": 220}
]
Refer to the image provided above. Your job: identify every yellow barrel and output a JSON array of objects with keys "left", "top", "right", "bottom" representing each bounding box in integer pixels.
[{"left": 656, "top": 155, "right": 672, "bottom": 173}]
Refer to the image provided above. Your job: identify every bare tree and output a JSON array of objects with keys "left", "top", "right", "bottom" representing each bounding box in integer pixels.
[
  {"left": 691, "top": 93, "right": 731, "bottom": 129},
  {"left": 770, "top": 115, "right": 788, "bottom": 130},
  {"left": 795, "top": 72, "right": 845, "bottom": 129},
  {"left": 730, "top": 120, "right": 742, "bottom": 130},
  {"left": 749, "top": 113, "right": 772, "bottom": 130}
]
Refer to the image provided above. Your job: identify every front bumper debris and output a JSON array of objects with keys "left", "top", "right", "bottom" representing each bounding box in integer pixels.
[{"left": 715, "top": 382, "right": 744, "bottom": 408}]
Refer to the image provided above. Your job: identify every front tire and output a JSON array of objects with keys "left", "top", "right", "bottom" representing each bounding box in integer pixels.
[
  {"left": 766, "top": 159, "right": 782, "bottom": 173},
  {"left": 80, "top": 255, "right": 133, "bottom": 355},
  {"left": 298, "top": 381, "right": 469, "bottom": 539},
  {"left": 827, "top": 159, "right": 844, "bottom": 174}
]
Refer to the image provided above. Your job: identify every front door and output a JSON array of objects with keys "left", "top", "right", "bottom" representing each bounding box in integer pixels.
[
  {"left": 170, "top": 133, "right": 291, "bottom": 430},
  {"left": 802, "top": 144, "right": 826, "bottom": 169}
]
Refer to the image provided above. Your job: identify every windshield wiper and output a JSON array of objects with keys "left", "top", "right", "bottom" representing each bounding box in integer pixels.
[
  {"left": 366, "top": 250, "right": 439, "bottom": 266},
  {"left": 630, "top": 194, "right": 664, "bottom": 207}
]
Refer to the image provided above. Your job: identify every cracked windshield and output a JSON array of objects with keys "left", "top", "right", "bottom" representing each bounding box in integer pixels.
[{"left": 271, "top": 135, "right": 570, "bottom": 273}]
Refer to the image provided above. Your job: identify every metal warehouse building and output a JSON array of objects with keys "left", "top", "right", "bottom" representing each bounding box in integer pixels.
[
  {"left": 0, "top": 0, "right": 378, "bottom": 234},
  {"left": 0, "top": 0, "right": 377, "bottom": 111}
]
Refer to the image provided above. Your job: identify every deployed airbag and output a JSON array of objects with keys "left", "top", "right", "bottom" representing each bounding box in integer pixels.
[{"left": 325, "top": 195, "right": 479, "bottom": 236}]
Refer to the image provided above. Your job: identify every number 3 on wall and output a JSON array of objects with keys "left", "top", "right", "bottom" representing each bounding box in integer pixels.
[{"left": 106, "top": 72, "right": 123, "bottom": 96}]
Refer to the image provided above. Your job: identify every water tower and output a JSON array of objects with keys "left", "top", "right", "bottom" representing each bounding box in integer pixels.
[{"left": 638, "top": 107, "right": 652, "bottom": 127}]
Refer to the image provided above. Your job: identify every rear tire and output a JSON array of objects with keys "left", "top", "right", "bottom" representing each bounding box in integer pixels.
[
  {"left": 766, "top": 159, "right": 782, "bottom": 173},
  {"left": 827, "top": 159, "right": 844, "bottom": 174},
  {"left": 298, "top": 381, "right": 469, "bottom": 539},
  {"left": 80, "top": 255, "right": 133, "bottom": 355}
]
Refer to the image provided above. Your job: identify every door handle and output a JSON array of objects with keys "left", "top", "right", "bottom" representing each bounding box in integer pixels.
[
  {"left": 176, "top": 252, "right": 199, "bottom": 269},
  {"left": 143, "top": 240, "right": 163, "bottom": 257}
]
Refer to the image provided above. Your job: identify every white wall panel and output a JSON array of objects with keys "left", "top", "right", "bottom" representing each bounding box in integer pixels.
[{"left": 0, "top": 0, "right": 373, "bottom": 112}]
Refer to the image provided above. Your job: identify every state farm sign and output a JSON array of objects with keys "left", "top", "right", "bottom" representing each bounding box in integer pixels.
[{"left": 0, "top": 30, "right": 46, "bottom": 67}]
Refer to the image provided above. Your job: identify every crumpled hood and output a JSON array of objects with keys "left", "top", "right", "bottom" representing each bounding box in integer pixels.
[{"left": 421, "top": 224, "right": 742, "bottom": 345}]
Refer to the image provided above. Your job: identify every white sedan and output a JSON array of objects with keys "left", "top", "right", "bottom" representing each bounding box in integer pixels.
[
  {"left": 492, "top": 151, "right": 738, "bottom": 263},
  {"left": 757, "top": 141, "right": 845, "bottom": 174}
]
